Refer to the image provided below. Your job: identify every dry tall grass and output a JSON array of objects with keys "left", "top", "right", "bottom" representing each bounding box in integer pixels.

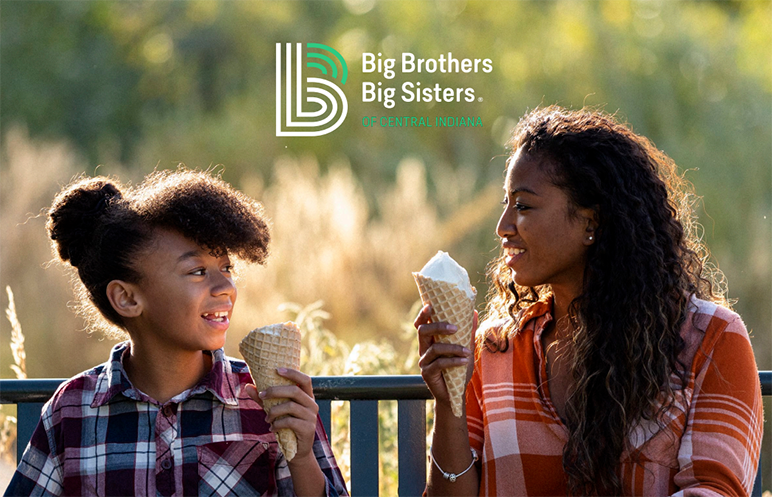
[{"left": 1, "top": 286, "right": 27, "bottom": 465}]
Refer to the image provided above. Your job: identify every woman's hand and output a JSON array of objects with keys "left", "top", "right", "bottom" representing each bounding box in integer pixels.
[
  {"left": 244, "top": 369, "right": 319, "bottom": 462},
  {"left": 415, "top": 304, "right": 478, "bottom": 408}
]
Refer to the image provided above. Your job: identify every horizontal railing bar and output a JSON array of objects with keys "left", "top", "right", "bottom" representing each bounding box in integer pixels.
[
  {"left": 312, "top": 375, "right": 432, "bottom": 400},
  {"left": 0, "top": 379, "right": 66, "bottom": 403},
  {"left": 760, "top": 371, "right": 771, "bottom": 396},
  {"left": 3, "top": 373, "right": 771, "bottom": 403},
  {"left": 0, "top": 376, "right": 432, "bottom": 404}
]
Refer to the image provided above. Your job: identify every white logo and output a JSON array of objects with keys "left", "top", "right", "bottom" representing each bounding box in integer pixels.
[{"left": 276, "top": 43, "right": 348, "bottom": 137}]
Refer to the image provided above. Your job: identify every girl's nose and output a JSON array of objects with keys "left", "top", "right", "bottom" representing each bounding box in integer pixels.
[{"left": 211, "top": 271, "right": 237, "bottom": 297}]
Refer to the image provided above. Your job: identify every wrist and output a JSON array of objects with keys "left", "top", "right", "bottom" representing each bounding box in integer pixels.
[
  {"left": 430, "top": 446, "right": 478, "bottom": 483},
  {"left": 287, "top": 450, "right": 318, "bottom": 470},
  {"left": 434, "top": 398, "right": 466, "bottom": 419}
]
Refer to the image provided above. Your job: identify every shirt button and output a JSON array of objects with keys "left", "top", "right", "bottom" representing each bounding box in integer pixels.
[
  {"left": 163, "top": 406, "right": 172, "bottom": 417},
  {"left": 161, "top": 459, "right": 172, "bottom": 471}
]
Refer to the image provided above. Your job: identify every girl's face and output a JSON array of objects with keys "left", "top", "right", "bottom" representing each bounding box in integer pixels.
[
  {"left": 128, "top": 228, "right": 237, "bottom": 353},
  {"left": 496, "top": 149, "right": 595, "bottom": 296}
]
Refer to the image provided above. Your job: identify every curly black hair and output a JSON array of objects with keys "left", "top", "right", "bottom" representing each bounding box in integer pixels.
[
  {"left": 483, "top": 106, "right": 727, "bottom": 495},
  {"left": 47, "top": 167, "right": 270, "bottom": 338}
]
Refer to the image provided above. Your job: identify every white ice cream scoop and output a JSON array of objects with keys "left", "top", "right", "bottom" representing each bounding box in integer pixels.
[{"left": 418, "top": 251, "right": 476, "bottom": 301}]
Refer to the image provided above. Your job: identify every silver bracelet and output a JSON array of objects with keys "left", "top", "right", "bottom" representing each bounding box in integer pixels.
[{"left": 430, "top": 446, "right": 478, "bottom": 483}]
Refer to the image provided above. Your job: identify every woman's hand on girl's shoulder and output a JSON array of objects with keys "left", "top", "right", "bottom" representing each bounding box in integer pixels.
[
  {"left": 415, "top": 304, "right": 478, "bottom": 408},
  {"left": 244, "top": 369, "right": 319, "bottom": 462}
]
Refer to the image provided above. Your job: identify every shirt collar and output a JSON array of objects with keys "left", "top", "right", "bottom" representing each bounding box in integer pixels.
[
  {"left": 91, "top": 341, "right": 240, "bottom": 408},
  {"left": 518, "top": 293, "right": 554, "bottom": 335}
]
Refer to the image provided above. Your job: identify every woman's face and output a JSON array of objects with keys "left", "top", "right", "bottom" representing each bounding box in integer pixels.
[
  {"left": 127, "top": 228, "right": 237, "bottom": 353},
  {"left": 496, "top": 149, "right": 595, "bottom": 295}
]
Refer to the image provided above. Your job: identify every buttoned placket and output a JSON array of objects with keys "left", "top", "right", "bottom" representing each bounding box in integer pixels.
[{"left": 155, "top": 402, "right": 179, "bottom": 496}]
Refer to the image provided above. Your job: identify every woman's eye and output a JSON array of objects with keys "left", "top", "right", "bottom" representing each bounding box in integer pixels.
[
  {"left": 191, "top": 268, "right": 206, "bottom": 276},
  {"left": 500, "top": 197, "right": 508, "bottom": 206},
  {"left": 515, "top": 202, "right": 530, "bottom": 211}
]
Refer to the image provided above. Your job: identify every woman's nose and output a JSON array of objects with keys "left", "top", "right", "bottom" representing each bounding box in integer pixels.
[{"left": 496, "top": 207, "right": 516, "bottom": 239}]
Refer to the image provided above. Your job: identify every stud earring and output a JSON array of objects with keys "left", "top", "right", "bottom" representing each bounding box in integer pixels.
[{"left": 588, "top": 236, "right": 594, "bottom": 241}]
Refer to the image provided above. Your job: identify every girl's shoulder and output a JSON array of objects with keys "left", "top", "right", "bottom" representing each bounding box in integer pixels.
[{"left": 40, "top": 361, "right": 109, "bottom": 424}]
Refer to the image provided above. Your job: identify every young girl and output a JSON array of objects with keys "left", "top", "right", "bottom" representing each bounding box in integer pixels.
[
  {"left": 6, "top": 169, "right": 348, "bottom": 496},
  {"left": 416, "top": 106, "right": 763, "bottom": 496}
]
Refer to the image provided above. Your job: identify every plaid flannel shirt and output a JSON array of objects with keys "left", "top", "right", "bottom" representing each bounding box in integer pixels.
[
  {"left": 467, "top": 295, "right": 763, "bottom": 496},
  {"left": 5, "top": 342, "right": 348, "bottom": 497}
]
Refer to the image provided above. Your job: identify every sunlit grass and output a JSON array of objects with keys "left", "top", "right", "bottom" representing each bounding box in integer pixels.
[{"left": 1, "top": 286, "right": 26, "bottom": 464}]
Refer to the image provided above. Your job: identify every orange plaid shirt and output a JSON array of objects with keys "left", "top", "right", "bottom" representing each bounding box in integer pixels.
[{"left": 466, "top": 295, "right": 763, "bottom": 496}]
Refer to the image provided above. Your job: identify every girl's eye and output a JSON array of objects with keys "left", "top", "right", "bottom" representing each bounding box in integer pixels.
[
  {"left": 515, "top": 202, "right": 530, "bottom": 211},
  {"left": 222, "top": 265, "right": 233, "bottom": 274},
  {"left": 191, "top": 268, "right": 206, "bottom": 276},
  {"left": 500, "top": 197, "right": 508, "bottom": 206}
]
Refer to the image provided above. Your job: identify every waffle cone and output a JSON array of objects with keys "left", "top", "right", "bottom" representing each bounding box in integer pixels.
[
  {"left": 413, "top": 273, "right": 476, "bottom": 417},
  {"left": 239, "top": 322, "right": 302, "bottom": 461}
]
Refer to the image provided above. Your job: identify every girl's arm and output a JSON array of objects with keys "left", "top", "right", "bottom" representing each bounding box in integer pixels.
[
  {"left": 416, "top": 304, "right": 480, "bottom": 497},
  {"left": 246, "top": 370, "right": 347, "bottom": 497},
  {"left": 4, "top": 409, "right": 63, "bottom": 496}
]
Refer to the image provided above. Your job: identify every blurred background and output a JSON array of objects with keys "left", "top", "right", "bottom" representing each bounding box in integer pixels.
[{"left": 1, "top": 0, "right": 770, "bottom": 493}]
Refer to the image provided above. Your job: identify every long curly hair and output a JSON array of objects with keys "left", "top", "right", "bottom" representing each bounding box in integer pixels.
[
  {"left": 47, "top": 167, "right": 270, "bottom": 339},
  {"left": 483, "top": 106, "right": 727, "bottom": 495}
]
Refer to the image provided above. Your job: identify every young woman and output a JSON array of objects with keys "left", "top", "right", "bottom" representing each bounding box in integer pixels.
[
  {"left": 6, "top": 169, "right": 347, "bottom": 496},
  {"left": 416, "top": 106, "right": 763, "bottom": 496}
]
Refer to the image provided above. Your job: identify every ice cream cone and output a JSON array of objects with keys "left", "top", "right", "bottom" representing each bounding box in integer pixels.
[
  {"left": 413, "top": 272, "right": 476, "bottom": 417},
  {"left": 239, "top": 322, "right": 302, "bottom": 461}
]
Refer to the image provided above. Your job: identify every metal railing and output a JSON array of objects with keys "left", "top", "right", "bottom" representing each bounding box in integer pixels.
[{"left": 2, "top": 373, "right": 770, "bottom": 496}]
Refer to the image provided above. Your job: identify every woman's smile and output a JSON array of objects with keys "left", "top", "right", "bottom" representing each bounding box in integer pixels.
[{"left": 502, "top": 244, "right": 526, "bottom": 267}]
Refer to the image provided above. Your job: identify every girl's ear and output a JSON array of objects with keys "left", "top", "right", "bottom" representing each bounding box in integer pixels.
[{"left": 106, "top": 280, "right": 142, "bottom": 318}]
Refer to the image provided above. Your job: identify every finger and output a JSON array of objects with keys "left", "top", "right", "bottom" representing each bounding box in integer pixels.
[
  {"left": 264, "top": 398, "right": 318, "bottom": 424},
  {"left": 269, "top": 414, "right": 316, "bottom": 437},
  {"left": 417, "top": 322, "right": 458, "bottom": 356},
  {"left": 276, "top": 368, "right": 314, "bottom": 399},
  {"left": 420, "top": 355, "right": 469, "bottom": 373},
  {"left": 417, "top": 321, "right": 458, "bottom": 338},
  {"left": 413, "top": 304, "right": 433, "bottom": 329},
  {"left": 419, "top": 342, "right": 471, "bottom": 366},
  {"left": 260, "top": 385, "right": 318, "bottom": 412},
  {"left": 244, "top": 383, "right": 263, "bottom": 407}
]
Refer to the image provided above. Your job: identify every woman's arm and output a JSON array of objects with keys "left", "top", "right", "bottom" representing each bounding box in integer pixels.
[
  {"left": 416, "top": 304, "right": 480, "bottom": 497},
  {"left": 672, "top": 317, "right": 763, "bottom": 496}
]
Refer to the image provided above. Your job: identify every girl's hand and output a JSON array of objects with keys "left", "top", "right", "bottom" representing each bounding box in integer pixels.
[
  {"left": 415, "top": 304, "right": 478, "bottom": 409},
  {"left": 245, "top": 369, "right": 319, "bottom": 463}
]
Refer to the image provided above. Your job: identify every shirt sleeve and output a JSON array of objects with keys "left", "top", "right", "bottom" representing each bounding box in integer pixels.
[
  {"left": 4, "top": 410, "right": 64, "bottom": 497},
  {"left": 274, "top": 415, "right": 349, "bottom": 497},
  {"left": 671, "top": 316, "right": 763, "bottom": 497}
]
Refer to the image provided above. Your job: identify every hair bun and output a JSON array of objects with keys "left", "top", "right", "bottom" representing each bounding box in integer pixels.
[{"left": 47, "top": 177, "right": 124, "bottom": 267}]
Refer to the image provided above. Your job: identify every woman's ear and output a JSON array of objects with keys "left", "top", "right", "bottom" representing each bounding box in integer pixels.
[
  {"left": 106, "top": 280, "right": 142, "bottom": 318},
  {"left": 581, "top": 206, "right": 599, "bottom": 245}
]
